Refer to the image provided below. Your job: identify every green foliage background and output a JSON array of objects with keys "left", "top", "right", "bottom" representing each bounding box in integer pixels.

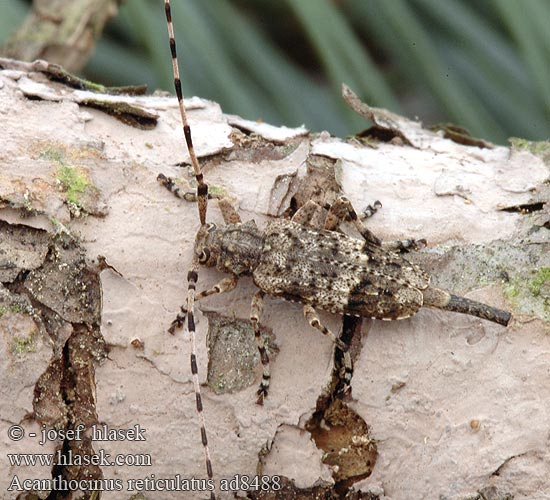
[{"left": 1, "top": 0, "right": 549, "bottom": 144}]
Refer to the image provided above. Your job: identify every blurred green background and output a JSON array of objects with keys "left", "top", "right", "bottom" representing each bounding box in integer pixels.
[{"left": 1, "top": 0, "right": 549, "bottom": 144}]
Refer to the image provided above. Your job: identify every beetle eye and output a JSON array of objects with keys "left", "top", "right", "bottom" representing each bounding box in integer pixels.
[
  {"left": 198, "top": 248, "right": 211, "bottom": 263},
  {"left": 207, "top": 223, "right": 217, "bottom": 232}
]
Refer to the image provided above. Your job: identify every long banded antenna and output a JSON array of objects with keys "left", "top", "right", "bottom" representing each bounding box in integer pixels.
[
  {"left": 163, "top": 2, "right": 215, "bottom": 498},
  {"left": 164, "top": 0, "right": 208, "bottom": 225}
]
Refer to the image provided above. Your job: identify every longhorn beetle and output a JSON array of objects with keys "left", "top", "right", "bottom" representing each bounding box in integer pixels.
[{"left": 159, "top": 1, "right": 511, "bottom": 496}]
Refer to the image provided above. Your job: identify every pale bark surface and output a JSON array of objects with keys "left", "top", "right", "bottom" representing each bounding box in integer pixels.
[{"left": 1, "top": 59, "right": 549, "bottom": 500}]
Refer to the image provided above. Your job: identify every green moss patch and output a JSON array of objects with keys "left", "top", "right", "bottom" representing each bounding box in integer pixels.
[
  {"left": 504, "top": 267, "right": 550, "bottom": 322},
  {"left": 509, "top": 138, "right": 550, "bottom": 163},
  {"left": 11, "top": 333, "right": 37, "bottom": 355},
  {"left": 529, "top": 267, "right": 550, "bottom": 298},
  {"left": 57, "top": 165, "right": 92, "bottom": 206},
  {"left": 38, "top": 144, "right": 100, "bottom": 217}
]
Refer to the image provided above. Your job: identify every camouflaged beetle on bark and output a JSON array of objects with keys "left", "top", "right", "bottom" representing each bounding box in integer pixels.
[
  {"left": 159, "top": 175, "right": 512, "bottom": 409},
  {"left": 159, "top": 2, "right": 511, "bottom": 497}
]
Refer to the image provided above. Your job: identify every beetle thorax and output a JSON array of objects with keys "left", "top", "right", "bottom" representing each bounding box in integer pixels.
[{"left": 195, "top": 220, "right": 263, "bottom": 276}]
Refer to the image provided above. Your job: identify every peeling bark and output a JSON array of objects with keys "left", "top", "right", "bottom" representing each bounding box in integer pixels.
[{"left": 1, "top": 59, "right": 549, "bottom": 500}]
